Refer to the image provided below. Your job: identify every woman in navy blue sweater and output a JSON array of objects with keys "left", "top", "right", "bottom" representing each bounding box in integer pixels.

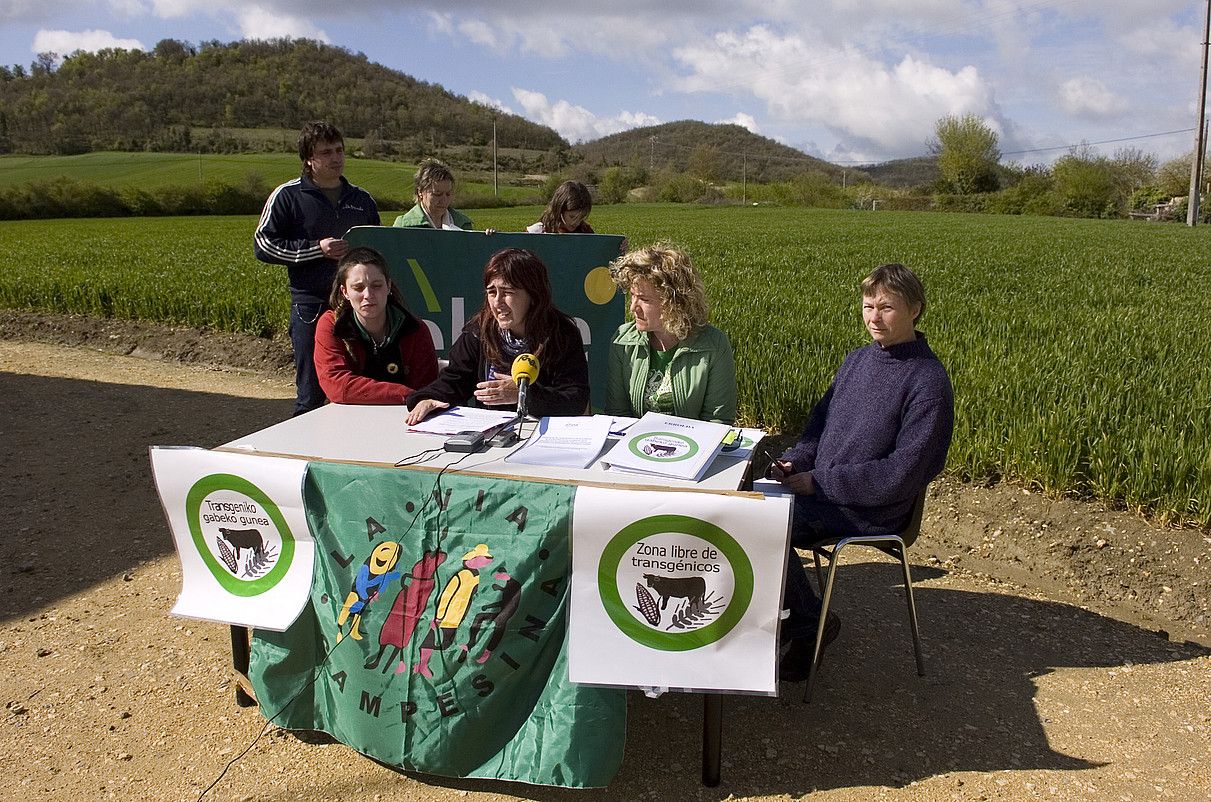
[{"left": 769, "top": 263, "right": 954, "bottom": 681}]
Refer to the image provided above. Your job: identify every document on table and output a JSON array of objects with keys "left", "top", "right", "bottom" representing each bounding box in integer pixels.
[
  {"left": 406, "top": 406, "right": 516, "bottom": 436},
  {"left": 506, "top": 415, "right": 613, "bottom": 469},
  {"left": 601, "top": 412, "right": 732, "bottom": 482}
]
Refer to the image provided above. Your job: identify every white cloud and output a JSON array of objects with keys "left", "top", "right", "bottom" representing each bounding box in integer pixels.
[
  {"left": 467, "top": 90, "right": 514, "bottom": 115},
  {"left": 511, "top": 88, "right": 659, "bottom": 143},
  {"left": 719, "top": 112, "right": 760, "bottom": 134},
  {"left": 107, "top": 0, "right": 147, "bottom": 15},
  {"left": 426, "top": 11, "right": 455, "bottom": 36},
  {"left": 235, "top": 7, "right": 328, "bottom": 40},
  {"left": 672, "top": 25, "right": 994, "bottom": 158},
  {"left": 31, "top": 28, "right": 143, "bottom": 57},
  {"left": 424, "top": 8, "right": 664, "bottom": 60},
  {"left": 457, "top": 19, "right": 498, "bottom": 50},
  {"left": 1058, "top": 76, "right": 1128, "bottom": 119}
]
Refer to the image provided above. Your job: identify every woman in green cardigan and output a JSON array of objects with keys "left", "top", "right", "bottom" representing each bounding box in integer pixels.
[
  {"left": 606, "top": 244, "right": 737, "bottom": 424},
  {"left": 393, "top": 158, "right": 475, "bottom": 230}
]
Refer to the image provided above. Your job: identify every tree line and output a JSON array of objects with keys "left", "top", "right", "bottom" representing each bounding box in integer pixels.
[
  {"left": 928, "top": 114, "right": 1198, "bottom": 220},
  {"left": 0, "top": 38, "right": 567, "bottom": 157},
  {"left": 0, "top": 37, "right": 1196, "bottom": 221}
]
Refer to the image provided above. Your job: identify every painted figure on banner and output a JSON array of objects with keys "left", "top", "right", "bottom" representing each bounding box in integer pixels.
[
  {"left": 365, "top": 549, "right": 448, "bottom": 674},
  {"left": 415, "top": 543, "right": 494, "bottom": 678},
  {"left": 459, "top": 568, "right": 522, "bottom": 666},
  {"left": 336, "top": 541, "right": 402, "bottom": 643}
]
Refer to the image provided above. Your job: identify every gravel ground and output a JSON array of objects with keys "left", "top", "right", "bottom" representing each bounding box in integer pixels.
[{"left": 2, "top": 316, "right": 1209, "bottom": 801}]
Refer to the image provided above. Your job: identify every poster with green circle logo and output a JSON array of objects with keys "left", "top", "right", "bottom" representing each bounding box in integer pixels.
[
  {"left": 568, "top": 487, "right": 793, "bottom": 695},
  {"left": 150, "top": 448, "right": 315, "bottom": 631}
]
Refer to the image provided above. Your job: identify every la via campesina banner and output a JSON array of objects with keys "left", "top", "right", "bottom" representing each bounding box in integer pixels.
[
  {"left": 250, "top": 461, "right": 626, "bottom": 788},
  {"left": 149, "top": 447, "right": 314, "bottom": 631},
  {"left": 569, "top": 487, "right": 792, "bottom": 695}
]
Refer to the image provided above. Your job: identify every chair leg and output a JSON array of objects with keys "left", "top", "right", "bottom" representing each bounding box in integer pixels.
[
  {"left": 804, "top": 544, "right": 844, "bottom": 703},
  {"left": 894, "top": 548, "right": 925, "bottom": 676},
  {"left": 812, "top": 550, "right": 825, "bottom": 591}
]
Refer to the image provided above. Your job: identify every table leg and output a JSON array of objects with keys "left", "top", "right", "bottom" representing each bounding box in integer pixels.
[
  {"left": 702, "top": 693, "right": 722, "bottom": 786},
  {"left": 230, "top": 625, "right": 256, "bottom": 707}
]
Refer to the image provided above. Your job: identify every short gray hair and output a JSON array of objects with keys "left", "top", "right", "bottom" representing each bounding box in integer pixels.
[{"left": 862, "top": 263, "right": 926, "bottom": 323}]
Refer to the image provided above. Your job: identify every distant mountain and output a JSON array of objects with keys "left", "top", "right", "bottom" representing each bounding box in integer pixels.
[
  {"left": 859, "top": 155, "right": 940, "bottom": 189},
  {"left": 573, "top": 121, "right": 844, "bottom": 183},
  {"left": 0, "top": 38, "right": 567, "bottom": 157}
]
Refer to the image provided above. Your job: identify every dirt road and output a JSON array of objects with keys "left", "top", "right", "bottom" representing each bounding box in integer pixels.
[{"left": 2, "top": 333, "right": 1208, "bottom": 802}]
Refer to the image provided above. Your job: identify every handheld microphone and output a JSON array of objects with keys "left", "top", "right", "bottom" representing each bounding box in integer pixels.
[{"left": 510, "top": 353, "right": 540, "bottom": 420}]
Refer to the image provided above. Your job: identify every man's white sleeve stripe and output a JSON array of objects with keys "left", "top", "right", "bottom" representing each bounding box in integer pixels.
[{"left": 254, "top": 180, "right": 322, "bottom": 263}]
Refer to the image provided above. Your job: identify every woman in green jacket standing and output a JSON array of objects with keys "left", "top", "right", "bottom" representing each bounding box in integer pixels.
[
  {"left": 393, "top": 158, "right": 475, "bottom": 230},
  {"left": 606, "top": 244, "right": 737, "bottom": 424}
]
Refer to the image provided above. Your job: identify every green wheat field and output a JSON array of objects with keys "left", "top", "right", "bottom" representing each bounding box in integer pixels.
[{"left": 2, "top": 204, "right": 1207, "bottom": 526}]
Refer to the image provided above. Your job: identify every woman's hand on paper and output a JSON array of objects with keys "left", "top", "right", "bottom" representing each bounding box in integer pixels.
[{"left": 405, "top": 399, "right": 449, "bottom": 426}]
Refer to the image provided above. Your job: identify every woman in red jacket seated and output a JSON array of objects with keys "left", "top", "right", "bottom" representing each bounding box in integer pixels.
[{"left": 314, "top": 246, "right": 440, "bottom": 405}]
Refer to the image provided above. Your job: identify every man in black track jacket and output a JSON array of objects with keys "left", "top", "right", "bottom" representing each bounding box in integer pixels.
[{"left": 254, "top": 121, "right": 380, "bottom": 415}]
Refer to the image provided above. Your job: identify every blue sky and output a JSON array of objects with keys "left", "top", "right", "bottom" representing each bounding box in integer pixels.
[{"left": 0, "top": 0, "right": 1205, "bottom": 166}]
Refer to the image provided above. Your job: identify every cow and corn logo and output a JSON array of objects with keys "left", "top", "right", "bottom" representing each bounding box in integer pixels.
[
  {"left": 184, "top": 473, "right": 294, "bottom": 596},
  {"left": 628, "top": 432, "right": 698, "bottom": 463},
  {"left": 597, "top": 514, "right": 753, "bottom": 651}
]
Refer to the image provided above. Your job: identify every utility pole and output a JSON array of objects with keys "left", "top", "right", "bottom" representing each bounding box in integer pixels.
[
  {"left": 1189, "top": 0, "right": 1210, "bottom": 225},
  {"left": 649, "top": 136, "right": 655, "bottom": 170},
  {"left": 492, "top": 116, "right": 498, "bottom": 198},
  {"left": 742, "top": 153, "right": 747, "bottom": 205}
]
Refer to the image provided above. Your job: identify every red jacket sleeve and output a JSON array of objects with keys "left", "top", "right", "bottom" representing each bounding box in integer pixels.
[{"left": 314, "top": 312, "right": 440, "bottom": 405}]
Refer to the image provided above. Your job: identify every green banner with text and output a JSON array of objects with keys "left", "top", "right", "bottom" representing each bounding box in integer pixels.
[
  {"left": 345, "top": 226, "right": 625, "bottom": 408},
  {"left": 248, "top": 461, "right": 626, "bottom": 788}
]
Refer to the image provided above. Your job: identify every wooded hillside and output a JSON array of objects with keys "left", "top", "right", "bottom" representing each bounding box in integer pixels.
[
  {"left": 572, "top": 120, "right": 850, "bottom": 183},
  {"left": 0, "top": 39, "right": 567, "bottom": 157}
]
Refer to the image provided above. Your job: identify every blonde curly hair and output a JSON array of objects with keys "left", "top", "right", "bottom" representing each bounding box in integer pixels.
[{"left": 611, "top": 243, "right": 709, "bottom": 341}]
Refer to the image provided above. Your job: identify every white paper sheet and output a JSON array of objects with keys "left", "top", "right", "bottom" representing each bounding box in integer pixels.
[
  {"left": 506, "top": 415, "right": 613, "bottom": 469},
  {"left": 405, "top": 405, "right": 517, "bottom": 436}
]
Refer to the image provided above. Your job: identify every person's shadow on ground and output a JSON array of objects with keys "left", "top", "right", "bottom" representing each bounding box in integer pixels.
[
  {"left": 602, "top": 559, "right": 1209, "bottom": 799},
  {"left": 0, "top": 372, "right": 292, "bottom": 621},
  {"left": 390, "top": 558, "right": 1207, "bottom": 802}
]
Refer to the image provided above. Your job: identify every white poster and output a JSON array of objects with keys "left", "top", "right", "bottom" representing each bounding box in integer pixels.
[
  {"left": 569, "top": 487, "right": 792, "bottom": 695},
  {"left": 150, "top": 447, "right": 314, "bottom": 631}
]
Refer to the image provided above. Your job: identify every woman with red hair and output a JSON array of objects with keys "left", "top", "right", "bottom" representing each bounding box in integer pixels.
[{"left": 405, "top": 248, "right": 589, "bottom": 423}]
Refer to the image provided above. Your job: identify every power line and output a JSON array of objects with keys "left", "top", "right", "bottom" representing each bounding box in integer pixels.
[{"left": 1001, "top": 128, "right": 1197, "bottom": 157}]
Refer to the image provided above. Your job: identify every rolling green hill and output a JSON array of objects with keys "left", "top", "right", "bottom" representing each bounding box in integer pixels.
[
  {"left": 573, "top": 120, "right": 863, "bottom": 183},
  {"left": 0, "top": 39, "right": 567, "bottom": 161}
]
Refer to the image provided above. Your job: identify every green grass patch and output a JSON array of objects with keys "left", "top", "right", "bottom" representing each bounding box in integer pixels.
[
  {"left": 0, "top": 152, "right": 540, "bottom": 207},
  {"left": 3, "top": 205, "right": 1208, "bottom": 526}
]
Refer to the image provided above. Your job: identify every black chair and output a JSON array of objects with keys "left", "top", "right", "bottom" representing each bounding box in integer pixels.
[{"left": 803, "top": 486, "right": 929, "bottom": 703}]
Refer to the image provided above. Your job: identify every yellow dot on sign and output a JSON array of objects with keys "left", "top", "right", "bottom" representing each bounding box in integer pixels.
[{"left": 584, "top": 266, "right": 616, "bottom": 305}]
